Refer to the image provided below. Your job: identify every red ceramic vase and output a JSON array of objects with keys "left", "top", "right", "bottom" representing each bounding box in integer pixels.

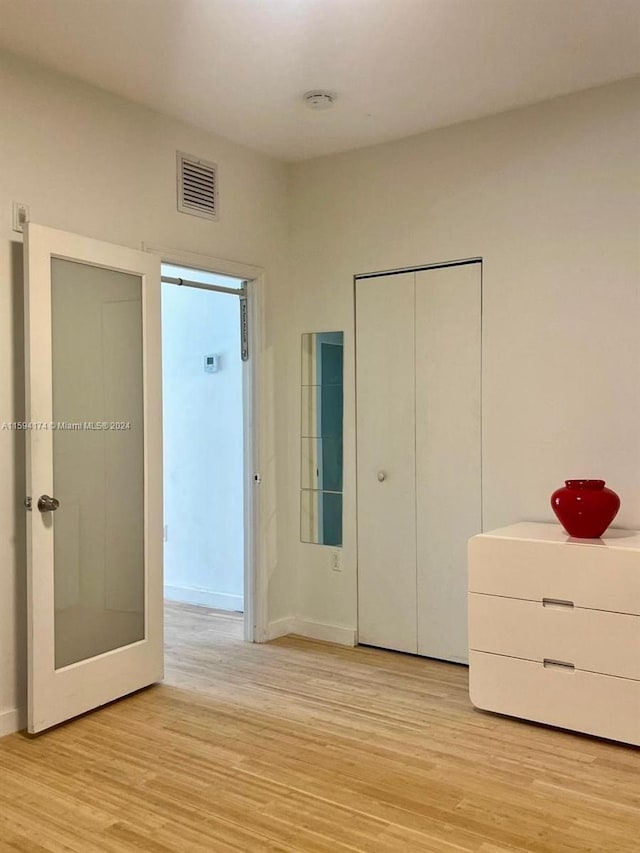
[{"left": 550, "top": 479, "right": 620, "bottom": 538}]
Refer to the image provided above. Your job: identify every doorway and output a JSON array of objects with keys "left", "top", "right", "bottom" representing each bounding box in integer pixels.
[
  {"left": 23, "top": 227, "right": 265, "bottom": 733},
  {"left": 161, "top": 262, "right": 251, "bottom": 632}
]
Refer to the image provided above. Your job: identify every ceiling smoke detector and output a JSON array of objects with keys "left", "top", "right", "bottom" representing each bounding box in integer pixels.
[{"left": 303, "top": 90, "right": 337, "bottom": 111}]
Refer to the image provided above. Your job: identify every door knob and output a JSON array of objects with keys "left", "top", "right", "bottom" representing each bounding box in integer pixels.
[
  {"left": 37, "top": 494, "right": 60, "bottom": 512},
  {"left": 377, "top": 471, "right": 386, "bottom": 482}
]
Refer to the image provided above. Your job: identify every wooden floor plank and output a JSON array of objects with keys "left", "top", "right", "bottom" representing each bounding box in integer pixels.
[{"left": 0, "top": 601, "right": 638, "bottom": 852}]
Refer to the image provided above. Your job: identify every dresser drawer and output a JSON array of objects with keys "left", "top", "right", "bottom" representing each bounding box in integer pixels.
[
  {"left": 468, "top": 535, "right": 640, "bottom": 615},
  {"left": 469, "top": 651, "right": 640, "bottom": 746},
  {"left": 469, "top": 593, "right": 640, "bottom": 680}
]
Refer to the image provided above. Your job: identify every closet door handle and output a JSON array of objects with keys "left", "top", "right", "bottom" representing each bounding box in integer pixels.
[
  {"left": 377, "top": 471, "right": 386, "bottom": 482},
  {"left": 37, "top": 494, "right": 60, "bottom": 513}
]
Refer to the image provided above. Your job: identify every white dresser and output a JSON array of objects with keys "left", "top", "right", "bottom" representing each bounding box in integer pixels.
[{"left": 468, "top": 522, "right": 640, "bottom": 746}]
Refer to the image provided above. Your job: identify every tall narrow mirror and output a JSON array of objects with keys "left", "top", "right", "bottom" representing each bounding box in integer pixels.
[{"left": 300, "top": 332, "right": 344, "bottom": 546}]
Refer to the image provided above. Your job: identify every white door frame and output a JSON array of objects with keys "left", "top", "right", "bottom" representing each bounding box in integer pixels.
[{"left": 144, "top": 243, "right": 266, "bottom": 643}]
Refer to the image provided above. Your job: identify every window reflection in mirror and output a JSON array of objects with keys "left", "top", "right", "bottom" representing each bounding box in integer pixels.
[{"left": 300, "top": 332, "right": 343, "bottom": 546}]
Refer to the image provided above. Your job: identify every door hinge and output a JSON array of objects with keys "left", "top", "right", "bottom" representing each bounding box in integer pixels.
[{"left": 240, "top": 296, "right": 249, "bottom": 361}]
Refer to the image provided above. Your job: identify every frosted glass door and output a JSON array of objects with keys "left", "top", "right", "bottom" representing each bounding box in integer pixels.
[
  {"left": 51, "top": 259, "right": 145, "bottom": 668},
  {"left": 24, "top": 224, "right": 163, "bottom": 733}
]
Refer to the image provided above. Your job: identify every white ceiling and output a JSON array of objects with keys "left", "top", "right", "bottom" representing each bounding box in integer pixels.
[{"left": 1, "top": 0, "right": 638, "bottom": 161}]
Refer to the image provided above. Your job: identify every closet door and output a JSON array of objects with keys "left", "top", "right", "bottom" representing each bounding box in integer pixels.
[
  {"left": 415, "top": 263, "right": 482, "bottom": 663},
  {"left": 356, "top": 273, "right": 417, "bottom": 653}
]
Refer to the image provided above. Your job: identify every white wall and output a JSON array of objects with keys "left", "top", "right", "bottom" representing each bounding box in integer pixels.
[
  {"left": 288, "top": 77, "right": 640, "bottom": 635},
  {"left": 0, "top": 51, "right": 293, "bottom": 734},
  {"left": 162, "top": 266, "right": 244, "bottom": 611}
]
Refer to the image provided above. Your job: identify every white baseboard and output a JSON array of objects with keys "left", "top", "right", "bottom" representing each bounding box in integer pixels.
[
  {"left": 294, "top": 619, "right": 357, "bottom": 646},
  {"left": 266, "top": 617, "right": 356, "bottom": 647},
  {"left": 265, "top": 616, "right": 297, "bottom": 640},
  {"left": 0, "top": 706, "right": 25, "bottom": 738},
  {"left": 164, "top": 585, "right": 243, "bottom": 612}
]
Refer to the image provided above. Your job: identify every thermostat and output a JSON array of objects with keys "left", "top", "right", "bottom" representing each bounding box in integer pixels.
[{"left": 204, "top": 354, "right": 220, "bottom": 373}]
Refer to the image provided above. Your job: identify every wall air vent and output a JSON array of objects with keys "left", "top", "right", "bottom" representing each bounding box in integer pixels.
[{"left": 177, "top": 151, "right": 219, "bottom": 221}]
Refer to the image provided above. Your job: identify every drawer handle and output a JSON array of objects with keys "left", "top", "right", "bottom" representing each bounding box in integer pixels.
[
  {"left": 543, "top": 659, "right": 575, "bottom": 672},
  {"left": 542, "top": 598, "right": 574, "bottom": 609}
]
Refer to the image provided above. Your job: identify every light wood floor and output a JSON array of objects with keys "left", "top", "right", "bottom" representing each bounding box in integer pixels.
[{"left": 1, "top": 603, "right": 638, "bottom": 852}]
